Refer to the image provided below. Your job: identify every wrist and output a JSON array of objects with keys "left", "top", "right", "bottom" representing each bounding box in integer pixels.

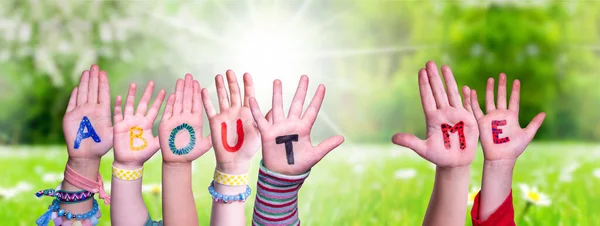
[
  {"left": 484, "top": 159, "right": 516, "bottom": 169},
  {"left": 112, "top": 161, "right": 144, "bottom": 170},
  {"left": 216, "top": 161, "right": 250, "bottom": 174},
  {"left": 66, "top": 157, "right": 101, "bottom": 180},
  {"left": 213, "top": 183, "right": 248, "bottom": 195}
]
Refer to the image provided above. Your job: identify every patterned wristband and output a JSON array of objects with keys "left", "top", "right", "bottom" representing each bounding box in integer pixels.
[
  {"left": 214, "top": 169, "right": 249, "bottom": 186},
  {"left": 112, "top": 165, "right": 143, "bottom": 181}
]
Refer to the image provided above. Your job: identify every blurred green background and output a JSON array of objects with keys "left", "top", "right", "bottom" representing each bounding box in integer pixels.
[{"left": 0, "top": 0, "right": 599, "bottom": 225}]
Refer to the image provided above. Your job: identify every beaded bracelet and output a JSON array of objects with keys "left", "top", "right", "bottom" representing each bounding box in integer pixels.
[
  {"left": 36, "top": 189, "right": 95, "bottom": 204},
  {"left": 208, "top": 181, "right": 252, "bottom": 203},
  {"left": 36, "top": 198, "right": 101, "bottom": 226},
  {"left": 213, "top": 169, "right": 249, "bottom": 186}
]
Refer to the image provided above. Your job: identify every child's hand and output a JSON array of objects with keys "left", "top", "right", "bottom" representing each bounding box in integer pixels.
[
  {"left": 470, "top": 73, "right": 545, "bottom": 163},
  {"left": 201, "top": 70, "right": 260, "bottom": 174},
  {"left": 113, "top": 81, "right": 166, "bottom": 168},
  {"left": 392, "top": 61, "right": 479, "bottom": 168},
  {"left": 248, "top": 75, "right": 345, "bottom": 175},
  {"left": 159, "top": 74, "right": 212, "bottom": 163},
  {"left": 63, "top": 65, "right": 113, "bottom": 161}
]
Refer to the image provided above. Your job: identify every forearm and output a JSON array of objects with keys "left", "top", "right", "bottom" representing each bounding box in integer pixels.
[
  {"left": 252, "top": 162, "right": 309, "bottom": 226},
  {"left": 210, "top": 163, "right": 250, "bottom": 226},
  {"left": 478, "top": 159, "right": 515, "bottom": 220},
  {"left": 162, "top": 162, "right": 198, "bottom": 225},
  {"left": 110, "top": 162, "right": 149, "bottom": 225},
  {"left": 59, "top": 158, "right": 101, "bottom": 216},
  {"left": 423, "top": 166, "right": 470, "bottom": 226}
]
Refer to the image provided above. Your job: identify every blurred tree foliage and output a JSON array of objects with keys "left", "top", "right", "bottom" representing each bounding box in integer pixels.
[{"left": 337, "top": 1, "right": 600, "bottom": 142}]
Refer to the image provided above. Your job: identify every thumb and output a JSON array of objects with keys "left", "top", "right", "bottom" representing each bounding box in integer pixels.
[
  {"left": 391, "top": 133, "right": 427, "bottom": 157},
  {"left": 315, "top": 135, "right": 345, "bottom": 160},
  {"left": 524, "top": 112, "right": 546, "bottom": 140}
]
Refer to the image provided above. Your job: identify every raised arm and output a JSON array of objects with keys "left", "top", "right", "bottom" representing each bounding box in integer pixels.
[
  {"left": 201, "top": 70, "right": 261, "bottom": 226},
  {"left": 110, "top": 81, "right": 166, "bottom": 225},
  {"left": 248, "top": 75, "right": 345, "bottom": 225},
  {"left": 469, "top": 73, "right": 545, "bottom": 224},
  {"left": 391, "top": 61, "right": 479, "bottom": 226},
  {"left": 46, "top": 65, "right": 114, "bottom": 225},
  {"left": 159, "top": 74, "right": 212, "bottom": 225}
]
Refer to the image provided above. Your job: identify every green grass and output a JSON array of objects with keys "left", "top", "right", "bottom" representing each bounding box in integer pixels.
[{"left": 0, "top": 142, "right": 599, "bottom": 225}]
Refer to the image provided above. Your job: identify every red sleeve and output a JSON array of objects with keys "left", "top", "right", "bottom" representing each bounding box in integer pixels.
[{"left": 471, "top": 190, "right": 515, "bottom": 226}]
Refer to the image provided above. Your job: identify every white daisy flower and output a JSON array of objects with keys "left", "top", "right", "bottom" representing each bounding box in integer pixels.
[
  {"left": 468, "top": 186, "right": 480, "bottom": 206},
  {"left": 0, "top": 181, "right": 32, "bottom": 200},
  {"left": 353, "top": 165, "right": 365, "bottom": 174},
  {"left": 42, "top": 172, "right": 64, "bottom": 183},
  {"left": 593, "top": 169, "right": 600, "bottom": 179},
  {"left": 142, "top": 184, "right": 162, "bottom": 196},
  {"left": 558, "top": 163, "right": 579, "bottom": 182},
  {"left": 519, "top": 184, "right": 551, "bottom": 206},
  {"left": 394, "top": 168, "right": 416, "bottom": 180}
]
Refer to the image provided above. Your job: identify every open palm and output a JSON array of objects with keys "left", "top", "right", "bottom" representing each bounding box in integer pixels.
[
  {"left": 63, "top": 65, "right": 113, "bottom": 159},
  {"left": 159, "top": 74, "right": 212, "bottom": 163},
  {"left": 249, "top": 76, "right": 345, "bottom": 175},
  {"left": 470, "top": 73, "right": 545, "bottom": 161},
  {"left": 113, "top": 81, "right": 165, "bottom": 166},
  {"left": 392, "top": 61, "right": 479, "bottom": 168},
  {"left": 201, "top": 70, "right": 261, "bottom": 174}
]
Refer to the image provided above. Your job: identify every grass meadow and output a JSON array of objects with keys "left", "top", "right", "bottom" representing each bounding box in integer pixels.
[{"left": 0, "top": 142, "right": 599, "bottom": 225}]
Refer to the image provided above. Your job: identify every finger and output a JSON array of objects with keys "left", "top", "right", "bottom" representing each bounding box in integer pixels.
[
  {"left": 441, "top": 65, "right": 462, "bottom": 107},
  {"left": 215, "top": 74, "right": 230, "bottom": 112},
  {"left": 418, "top": 68, "right": 436, "bottom": 114},
  {"left": 302, "top": 84, "right": 325, "bottom": 125},
  {"left": 135, "top": 81, "right": 155, "bottom": 116},
  {"left": 508, "top": 79, "right": 520, "bottom": 113},
  {"left": 272, "top": 79, "right": 285, "bottom": 122},
  {"left": 391, "top": 133, "right": 427, "bottom": 158},
  {"left": 470, "top": 90, "right": 484, "bottom": 120},
  {"left": 182, "top": 74, "right": 194, "bottom": 113},
  {"left": 524, "top": 112, "right": 546, "bottom": 140},
  {"left": 242, "top": 73, "right": 255, "bottom": 107},
  {"left": 249, "top": 97, "right": 269, "bottom": 131},
  {"left": 173, "top": 79, "right": 184, "bottom": 115},
  {"left": 161, "top": 94, "right": 176, "bottom": 121},
  {"left": 462, "top": 86, "right": 472, "bottom": 113},
  {"left": 497, "top": 73, "right": 507, "bottom": 109},
  {"left": 225, "top": 70, "right": 242, "bottom": 107},
  {"left": 315, "top": 135, "right": 345, "bottom": 160},
  {"left": 425, "top": 61, "right": 449, "bottom": 108},
  {"left": 192, "top": 81, "right": 202, "bottom": 114},
  {"left": 113, "top": 95, "right": 124, "bottom": 124},
  {"left": 66, "top": 87, "right": 78, "bottom": 113},
  {"left": 201, "top": 88, "right": 217, "bottom": 118},
  {"left": 124, "top": 83, "right": 137, "bottom": 118},
  {"left": 485, "top": 77, "right": 496, "bottom": 113},
  {"left": 76, "top": 70, "right": 90, "bottom": 106},
  {"left": 288, "top": 75, "right": 309, "bottom": 118},
  {"left": 265, "top": 109, "right": 273, "bottom": 124},
  {"left": 98, "top": 70, "right": 111, "bottom": 108},
  {"left": 88, "top": 65, "right": 99, "bottom": 104},
  {"left": 147, "top": 89, "right": 166, "bottom": 121}
]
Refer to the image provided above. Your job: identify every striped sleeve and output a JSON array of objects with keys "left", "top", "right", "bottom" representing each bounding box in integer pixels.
[{"left": 252, "top": 161, "right": 310, "bottom": 226}]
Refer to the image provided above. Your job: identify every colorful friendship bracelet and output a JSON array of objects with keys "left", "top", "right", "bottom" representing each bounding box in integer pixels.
[
  {"left": 36, "top": 189, "right": 94, "bottom": 204},
  {"left": 112, "top": 165, "right": 143, "bottom": 181},
  {"left": 213, "top": 169, "right": 249, "bottom": 186},
  {"left": 208, "top": 181, "right": 252, "bottom": 203},
  {"left": 252, "top": 160, "right": 310, "bottom": 226},
  {"left": 36, "top": 198, "right": 101, "bottom": 226}
]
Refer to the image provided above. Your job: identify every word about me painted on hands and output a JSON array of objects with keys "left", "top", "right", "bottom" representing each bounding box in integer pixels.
[
  {"left": 492, "top": 120, "right": 510, "bottom": 144},
  {"left": 169, "top": 123, "right": 196, "bottom": 155},
  {"left": 129, "top": 126, "right": 148, "bottom": 151},
  {"left": 441, "top": 121, "right": 466, "bottom": 150},
  {"left": 221, "top": 119, "right": 244, "bottom": 152},
  {"left": 74, "top": 116, "right": 101, "bottom": 149},
  {"left": 275, "top": 134, "right": 299, "bottom": 165}
]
